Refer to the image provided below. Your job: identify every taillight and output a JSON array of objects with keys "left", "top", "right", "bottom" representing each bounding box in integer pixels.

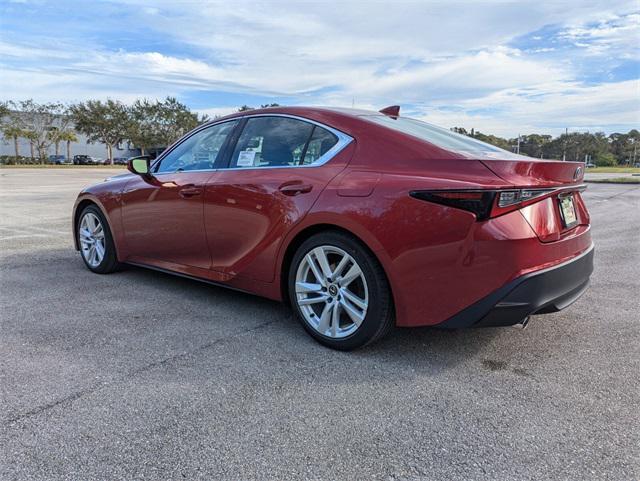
[
  {"left": 410, "top": 188, "right": 559, "bottom": 221},
  {"left": 497, "top": 189, "right": 553, "bottom": 207},
  {"left": 410, "top": 190, "right": 496, "bottom": 220}
]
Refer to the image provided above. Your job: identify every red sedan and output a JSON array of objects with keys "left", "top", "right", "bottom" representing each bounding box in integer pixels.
[{"left": 73, "top": 106, "right": 593, "bottom": 350}]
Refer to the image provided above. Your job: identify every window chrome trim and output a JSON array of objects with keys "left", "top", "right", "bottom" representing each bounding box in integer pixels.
[
  {"left": 151, "top": 114, "right": 354, "bottom": 174},
  {"left": 223, "top": 114, "right": 353, "bottom": 171}
]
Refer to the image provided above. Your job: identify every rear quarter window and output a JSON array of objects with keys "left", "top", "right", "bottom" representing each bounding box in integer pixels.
[{"left": 364, "top": 115, "right": 527, "bottom": 160}]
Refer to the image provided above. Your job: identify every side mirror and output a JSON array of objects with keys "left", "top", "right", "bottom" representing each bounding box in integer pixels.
[{"left": 128, "top": 156, "right": 151, "bottom": 176}]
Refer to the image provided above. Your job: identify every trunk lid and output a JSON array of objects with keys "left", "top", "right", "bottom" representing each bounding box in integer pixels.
[
  {"left": 479, "top": 157, "right": 585, "bottom": 187},
  {"left": 476, "top": 156, "right": 588, "bottom": 242}
]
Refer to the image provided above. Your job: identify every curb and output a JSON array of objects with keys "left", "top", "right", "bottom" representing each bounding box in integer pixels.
[{"left": 585, "top": 180, "right": 640, "bottom": 185}]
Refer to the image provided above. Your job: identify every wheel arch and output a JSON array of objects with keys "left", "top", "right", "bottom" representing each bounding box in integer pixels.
[{"left": 72, "top": 196, "right": 120, "bottom": 256}]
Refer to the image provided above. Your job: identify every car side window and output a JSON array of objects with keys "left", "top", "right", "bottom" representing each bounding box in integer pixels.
[
  {"left": 156, "top": 120, "right": 238, "bottom": 173},
  {"left": 301, "top": 126, "right": 338, "bottom": 165},
  {"left": 229, "top": 117, "right": 314, "bottom": 168}
]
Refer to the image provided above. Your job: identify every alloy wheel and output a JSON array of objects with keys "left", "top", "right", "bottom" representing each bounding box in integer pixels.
[
  {"left": 79, "top": 212, "right": 106, "bottom": 268},
  {"left": 295, "top": 245, "right": 369, "bottom": 338}
]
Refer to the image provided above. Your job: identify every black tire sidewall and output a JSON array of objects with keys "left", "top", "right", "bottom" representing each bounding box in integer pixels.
[
  {"left": 77, "top": 205, "right": 118, "bottom": 274},
  {"left": 288, "top": 232, "right": 392, "bottom": 350}
]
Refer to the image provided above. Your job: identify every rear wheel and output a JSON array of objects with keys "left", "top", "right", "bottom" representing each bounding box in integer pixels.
[
  {"left": 77, "top": 205, "right": 120, "bottom": 274},
  {"left": 288, "top": 231, "right": 394, "bottom": 350}
]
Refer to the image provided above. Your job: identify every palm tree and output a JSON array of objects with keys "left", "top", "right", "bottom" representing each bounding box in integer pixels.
[
  {"left": 1, "top": 105, "right": 27, "bottom": 161},
  {"left": 48, "top": 127, "right": 62, "bottom": 157},
  {"left": 1, "top": 125, "right": 24, "bottom": 159},
  {"left": 22, "top": 130, "right": 38, "bottom": 162},
  {"left": 0, "top": 102, "right": 9, "bottom": 119},
  {"left": 58, "top": 130, "right": 78, "bottom": 161}
]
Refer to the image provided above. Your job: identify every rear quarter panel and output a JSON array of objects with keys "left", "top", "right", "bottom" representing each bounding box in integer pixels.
[{"left": 286, "top": 161, "right": 592, "bottom": 327}]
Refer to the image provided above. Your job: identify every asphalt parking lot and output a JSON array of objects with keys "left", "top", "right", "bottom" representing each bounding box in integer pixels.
[{"left": 1, "top": 168, "right": 638, "bottom": 480}]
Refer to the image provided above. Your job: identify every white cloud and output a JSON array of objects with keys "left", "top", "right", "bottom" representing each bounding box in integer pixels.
[
  {"left": 196, "top": 106, "right": 238, "bottom": 119},
  {"left": 560, "top": 12, "right": 640, "bottom": 58},
  {"left": 0, "top": 0, "right": 638, "bottom": 136},
  {"left": 415, "top": 79, "right": 640, "bottom": 137}
]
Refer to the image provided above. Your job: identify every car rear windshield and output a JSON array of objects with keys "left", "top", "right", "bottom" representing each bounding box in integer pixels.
[{"left": 364, "top": 115, "right": 517, "bottom": 158}]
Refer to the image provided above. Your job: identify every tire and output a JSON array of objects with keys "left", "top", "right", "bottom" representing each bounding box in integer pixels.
[
  {"left": 76, "top": 204, "right": 121, "bottom": 274},
  {"left": 288, "top": 231, "right": 394, "bottom": 350}
]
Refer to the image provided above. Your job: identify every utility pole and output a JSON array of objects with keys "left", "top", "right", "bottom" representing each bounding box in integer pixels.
[{"left": 517, "top": 134, "right": 521, "bottom": 155}]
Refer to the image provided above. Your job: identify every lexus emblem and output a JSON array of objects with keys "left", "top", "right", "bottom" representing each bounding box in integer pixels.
[{"left": 574, "top": 166, "right": 583, "bottom": 180}]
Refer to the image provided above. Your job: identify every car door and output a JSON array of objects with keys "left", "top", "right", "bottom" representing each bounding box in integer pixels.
[
  {"left": 121, "top": 120, "right": 239, "bottom": 270},
  {"left": 204, "top": 115, "right": 354, "bottom": 282}
]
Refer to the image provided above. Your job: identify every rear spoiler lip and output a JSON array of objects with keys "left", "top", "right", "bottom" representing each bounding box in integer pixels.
[
  {"left": 411, "top": 184, "right": 587, "bottom": 195},
  {"left": 478, "top": 159, "right": 587, "bottom": 186}
]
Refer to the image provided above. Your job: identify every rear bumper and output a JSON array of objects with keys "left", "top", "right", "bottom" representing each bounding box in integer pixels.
[{"left": 439, "top": 244, "right": 594, "bottom": 328}]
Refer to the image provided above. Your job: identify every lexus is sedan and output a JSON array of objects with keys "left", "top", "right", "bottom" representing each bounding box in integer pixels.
[{"left": 73, "top": 106, "right": 593, "bottom": 350}]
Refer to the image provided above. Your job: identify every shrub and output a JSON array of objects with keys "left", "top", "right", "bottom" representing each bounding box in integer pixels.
[
  {"left": 594, "top": 152, "right": 617, "bottom": 167},
  {"left": 0, "top": 155, "right": 44, "bottom": 165}
]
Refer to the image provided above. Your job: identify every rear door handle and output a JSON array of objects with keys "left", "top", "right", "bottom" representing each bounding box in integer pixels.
[
  {"left": 179, "top": 185, "right": 203, "bottom": 198},
  {"left": 278, "top": 182, "right": 313, "bottom": 196}
]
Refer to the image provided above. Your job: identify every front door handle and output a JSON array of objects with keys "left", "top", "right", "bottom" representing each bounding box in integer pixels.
[
  {"left": 179, "top": 185, "right": 203, "bottom": 198},
  {"left": 278, "top": 182, "right": 313, "bottom": 196}
]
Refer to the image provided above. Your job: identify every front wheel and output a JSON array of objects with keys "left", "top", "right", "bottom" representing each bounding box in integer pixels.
[
  {"left": 77, "top": 205, "right": 121, "bottom": 274},
  {"left": 288, "top": 231, "right": 394, "bottom": 350}
]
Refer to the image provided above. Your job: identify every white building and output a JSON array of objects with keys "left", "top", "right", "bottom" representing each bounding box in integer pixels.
[
  {"left": 0, "top": 133, "right": 140, "bottom": 160},
  {"left": 0, "top": 113, "right": 140, "bottom": 160}
]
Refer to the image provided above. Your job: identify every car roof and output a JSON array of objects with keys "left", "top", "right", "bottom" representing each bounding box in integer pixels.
[
  {"left": 217, "top": 106, "right": 378, "bottom": 120},
  {"left": 211, "top": 106, "right": 391, "bottom": 139}
]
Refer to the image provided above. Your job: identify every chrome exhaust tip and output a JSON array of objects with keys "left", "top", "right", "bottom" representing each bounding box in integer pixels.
[{"left": 513, "top": 316, "right": 530, "bottom": 329}]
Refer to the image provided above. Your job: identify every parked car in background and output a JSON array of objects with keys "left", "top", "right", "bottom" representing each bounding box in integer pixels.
[
  {"left": 47, "top": 155, "right": 69, "bottom": 165},
  {"left": 112, "top": 157, "right": 129, "bottom": 165},
  {"left": 585, "top": 162, "right": 596, "bottom": 168},
  {"left": 72, "top": 106, "right": 593, "bottom": 350},
  {"left": 73, "top": 155, "right": 101, "bottom": 165},
  {"left": 112, "top": 156, "right": 149, "bottom": 165}
]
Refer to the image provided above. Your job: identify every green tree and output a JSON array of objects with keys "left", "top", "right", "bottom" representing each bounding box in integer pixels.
[
  {"left": 594, "top": 151, "right": 617, "bottom": 166},
  {"left": 451, "top": 127, "right": 512, "bottom": 150},
  {"left": 69, "top": 99, "right": 129, "bottom": 164},
  {"left": 629, "top": 129, "right": 640, "bottom": 165},
  {"left": 151, "top": 97, "right": 208, "bottom": 149},
  {"left": 46, "top": 110, "right": 73, "bottom": 158},
  {"left": 1, "top": 125, "right": 24, "bottom": 159},
  {"left": 609, "top": 130, "right": 639, "bottom": 165},
  {"left": 0, "top": 101, "right": 9, "bottom": 119},
  {"left": 13, "top": 100, "right": 68, "bottom": 161},
  {"left": 1, "top": 105, "right": 26, "bottom": 159},
  {"left": 472, "top": 131, "right": 511, "bottom": 151},
  {"left": 58, "top": 130, "right": 78, "bottom": 161},
  {"left": 23, "top": 129, "right": 38, "bottom": 161},
  {"left": 126, "top": 99, "right": 158, "bottom": 156},
  {"left": 518, "top": 134, "right": 552, "bottom": 158},
  {"left": 541, "top": 132, "right": 607, "bottom": 162},
  {"left": 237, "top": 105, "right": 254, "bottom": 112}
]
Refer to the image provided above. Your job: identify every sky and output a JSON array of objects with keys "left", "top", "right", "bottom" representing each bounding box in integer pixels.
[{"left": 0, "top": 0, "right": 638, "bottom": 137}]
